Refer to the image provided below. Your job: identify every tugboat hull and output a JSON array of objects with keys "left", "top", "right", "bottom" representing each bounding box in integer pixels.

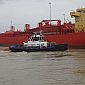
[
  {"left": 9, "top": 44, "right": 68, "bottom": 52},
  {"left": 9, "top": 45, "right": 24, "bottom": 52}
]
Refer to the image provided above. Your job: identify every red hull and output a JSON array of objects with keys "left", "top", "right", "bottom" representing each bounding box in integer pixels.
[
  {"left": 0, "top": 32, "right": 85, "bottom": 48},
  {"left": 44, "top": 32, "right": 85, "bottom": 48},
  {"left": 0, "top": 34, "right": 29, "bottom": 46}
]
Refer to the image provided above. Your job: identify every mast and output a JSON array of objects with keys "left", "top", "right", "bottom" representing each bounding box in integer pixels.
[
  {"left": 63, "top": 14, "right": 66, "bottom": 23},
  {"left": 10, "top": 20, "right": 15, "bottom": 31},
  {"left": 49, "top": 2, "right": 52, "bottom": 24}
]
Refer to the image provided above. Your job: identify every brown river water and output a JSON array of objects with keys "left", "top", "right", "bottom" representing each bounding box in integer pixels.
[{"left": 0, "top": 49, "right": 85, "bottom": 85}]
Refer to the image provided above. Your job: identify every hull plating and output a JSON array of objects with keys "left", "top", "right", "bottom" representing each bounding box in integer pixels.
[
  {"left": 44, "top": 32, "right": 85, "bottom": 48},
  {"left": 0, "top": 32, "right": 85, "bottom": 48}
]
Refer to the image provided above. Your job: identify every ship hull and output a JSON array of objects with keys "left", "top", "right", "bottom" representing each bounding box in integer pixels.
[
  {"left": 0, "top": 32, "right": 85, "bottom": 49},
  {"left": 9, "top": 44, "right": 68, "bottom": 52},
  {"left": 44, "top": 32, "right": 85, "bottom": 49},
  {"left": 0, "top": 34, "right": 29, "bottom": 46}
]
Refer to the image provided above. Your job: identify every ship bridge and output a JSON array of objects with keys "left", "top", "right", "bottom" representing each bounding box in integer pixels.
[{"left": 70, "top": 8, "right": 85, "bottom": 32}]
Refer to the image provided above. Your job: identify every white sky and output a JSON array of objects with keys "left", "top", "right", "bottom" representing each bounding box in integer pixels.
[{"left": 0, "top": 0, "right": 85, "bottom": 32}]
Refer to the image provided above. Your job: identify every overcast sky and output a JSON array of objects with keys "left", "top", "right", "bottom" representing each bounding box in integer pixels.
[{"left": 0, "top": 0, "right": 85, "bottom": 32}]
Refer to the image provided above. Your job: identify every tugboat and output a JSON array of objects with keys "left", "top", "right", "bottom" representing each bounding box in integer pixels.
[{"left": 9, "top": 32, "right": 68, "bottom": 52}]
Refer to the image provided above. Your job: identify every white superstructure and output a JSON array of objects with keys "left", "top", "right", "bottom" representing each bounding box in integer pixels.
[{"left": 23, "top": 33, "right": 48, "bottom": 47}]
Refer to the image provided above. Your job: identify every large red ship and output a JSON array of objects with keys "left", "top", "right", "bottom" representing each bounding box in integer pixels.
[{"left": 0, "top": 8, "right": 85, "bottom": 48}]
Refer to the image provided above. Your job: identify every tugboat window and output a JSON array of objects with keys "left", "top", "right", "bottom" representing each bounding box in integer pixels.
[{"left": 33, "top": 37, "right": 40, "bottom": 41}]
